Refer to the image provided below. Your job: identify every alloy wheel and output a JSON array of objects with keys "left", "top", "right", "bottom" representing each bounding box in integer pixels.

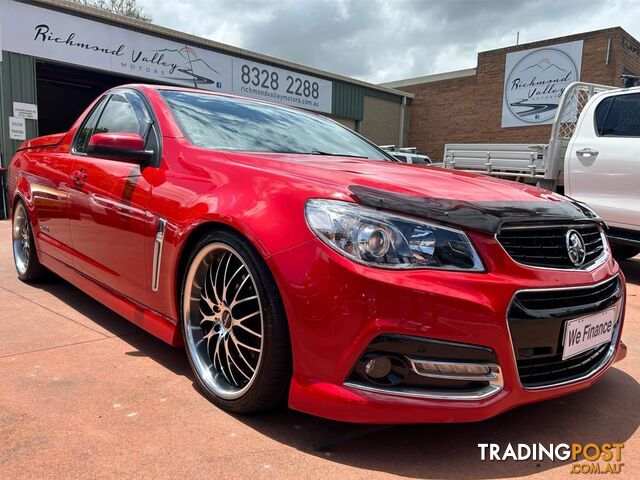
[
  {"left": 183, "top": 243, "right": 264, "bottom": 400},
  {"left": 12, "top": 203, "right": 31, "bottom": 276}
]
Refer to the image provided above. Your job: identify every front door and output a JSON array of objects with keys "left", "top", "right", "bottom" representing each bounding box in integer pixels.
[
  {"left": 24, "top": 148, "right": 75, "bottom": 266},
  {"left": 567, "top": 91, "right": 640, "bottom": 229},
  {"left": 68, "top": 90, "right": 157, "bottom": 302}
]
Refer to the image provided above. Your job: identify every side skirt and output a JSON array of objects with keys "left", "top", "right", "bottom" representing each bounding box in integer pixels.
[{"left": 40, "top": 251, "right": 183, "bottom": 346}]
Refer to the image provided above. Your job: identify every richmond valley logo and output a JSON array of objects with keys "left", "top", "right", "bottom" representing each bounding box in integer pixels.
[{"left": 503, "top": 43, "right": 581, "bottom": 125}]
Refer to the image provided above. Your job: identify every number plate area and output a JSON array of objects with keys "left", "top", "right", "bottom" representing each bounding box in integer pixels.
[{"left": 562, "top": 307, "right": 616, "bottom": 360}]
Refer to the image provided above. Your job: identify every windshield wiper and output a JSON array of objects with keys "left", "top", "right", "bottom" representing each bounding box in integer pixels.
[{"left": 310, "top": 149, "right": 367, "bottom": 159}]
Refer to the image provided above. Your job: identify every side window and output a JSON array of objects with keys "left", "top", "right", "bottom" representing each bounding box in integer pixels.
[
  {"left": 94, "top": 93, "right": 145, "bottom": 136},
  {"left": 594, "top": 97, "right": 613, "bottom": 136},
  {"left": 598, "top": 93, "right": 640, "bottom": 137},
  {"left": 74, "top": 96, "right": 107, "bottom": 154}
]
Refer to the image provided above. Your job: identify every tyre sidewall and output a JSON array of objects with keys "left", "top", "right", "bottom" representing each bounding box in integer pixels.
[
  {"left": 180, "top": 230, "right": 290, "bottom": 412},
  {"left": 12, "top": 200, "right": 45, "bottom": 282}
]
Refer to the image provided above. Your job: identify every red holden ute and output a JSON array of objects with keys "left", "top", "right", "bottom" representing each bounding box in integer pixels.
[{"left": 8, "top": 85, "right": 627, "bottom": 423}]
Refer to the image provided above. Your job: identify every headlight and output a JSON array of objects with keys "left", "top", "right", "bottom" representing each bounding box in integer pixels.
[{"left": 305, "top": 199, "right": 484, "bottom": 271}]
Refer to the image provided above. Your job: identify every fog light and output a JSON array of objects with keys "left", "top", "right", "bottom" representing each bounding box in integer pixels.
[{"left": 364, "top": 355, "right": 392, "bottom": 379}]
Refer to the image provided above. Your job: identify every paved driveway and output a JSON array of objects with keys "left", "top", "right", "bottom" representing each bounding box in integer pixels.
[{"left": 0, "top": 220, "right": 638, "bottom": 479}]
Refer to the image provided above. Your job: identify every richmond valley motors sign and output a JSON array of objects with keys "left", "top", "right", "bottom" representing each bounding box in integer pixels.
[
  {"left": 501, "top": 41, "right": 583, "bottom": 128},
  {"left": 0, "top": 0, "right": 332, "bottom": 113}
]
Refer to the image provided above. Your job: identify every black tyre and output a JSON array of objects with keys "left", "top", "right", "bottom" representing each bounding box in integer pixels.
[
  {"left": 611, "top": 243, "right": 640, "bottom": 261},
  {"left": 181, "top": 229, "right": 292, "bottom": 413},
  {"left": 12, "top": 201, "right": 48, "bottom": 282}
]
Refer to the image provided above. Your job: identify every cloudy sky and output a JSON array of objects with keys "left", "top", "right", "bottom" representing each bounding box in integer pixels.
[{"left": 137, "top": 0, "right": 640, "bottom": 84}]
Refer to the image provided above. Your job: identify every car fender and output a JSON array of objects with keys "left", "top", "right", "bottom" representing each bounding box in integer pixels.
[{"left": 11, "top": 170, "right": 35, "bottom": 218}]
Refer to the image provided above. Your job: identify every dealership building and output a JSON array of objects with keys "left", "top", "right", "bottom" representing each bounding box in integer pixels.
[
  {"left": 0, "top": 0, "right": 412, "bottom": 218},
  {"left": 383, "top": 27, "right": 640, "bottom": 162}
]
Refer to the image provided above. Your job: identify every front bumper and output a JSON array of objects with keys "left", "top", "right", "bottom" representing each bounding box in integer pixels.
[{"left": 267, "top": 233, "right": 627, "bottom": 424}]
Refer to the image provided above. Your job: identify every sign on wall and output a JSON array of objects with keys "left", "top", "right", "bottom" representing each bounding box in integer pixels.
[
  {"left": 8, "top": 116, "right": 26, "bottom": 140},
  {"left": 0, "top": 0, "right": 332, "bottom": 113},
  {"left": 232, "top": 59, "right": 332, "bottom": 112},
  {"left": 501, "top": 40, "right": 583, "bottom": 128},
  {"left": 13, "top": 102, "right": 38, "bottom": 119}
]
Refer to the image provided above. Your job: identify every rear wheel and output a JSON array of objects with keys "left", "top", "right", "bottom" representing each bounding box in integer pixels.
[
  {"left": 611, "top": 244, "right": 640, "bottom": 261},
  {"left": 12, "top": 201, "right": 48, "bottom": 282},
  {"left": 181, "top": 230, "right": 291, "bottom": 413}
]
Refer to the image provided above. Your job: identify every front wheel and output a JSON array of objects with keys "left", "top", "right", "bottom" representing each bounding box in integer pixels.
[
  {"left": 12, "top": 201, "right": 48, "bottom": 282},
  {"left": 181, "top": 230, "right": 292, "bottom": 413}
]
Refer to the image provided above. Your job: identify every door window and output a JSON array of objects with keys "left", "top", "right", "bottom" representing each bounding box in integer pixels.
[
  {"left": 79, "top": 90, "right": 158, "bottom": 162},
  {"left": 94, "top": 93, "right": 146, "bottom": 136},
  {"left": 597, "top": 93, "right": 640, "bottom": 136},
  {"left": 74, "top": 96, "right": 108, "bottom": 154}
]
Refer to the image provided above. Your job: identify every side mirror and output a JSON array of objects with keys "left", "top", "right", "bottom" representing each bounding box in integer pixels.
[{"left": 87, "top": 132, "right": 154, "bottom": 164}]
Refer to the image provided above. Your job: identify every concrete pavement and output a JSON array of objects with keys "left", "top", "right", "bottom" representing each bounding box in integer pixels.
[{"left": 0, "top": 219, "right": 638, "bottom": 479}]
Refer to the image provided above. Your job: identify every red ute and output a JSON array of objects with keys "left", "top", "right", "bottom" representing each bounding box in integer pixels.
[{"left": 8, "top": 85, "right": 627, "bottom": 423}]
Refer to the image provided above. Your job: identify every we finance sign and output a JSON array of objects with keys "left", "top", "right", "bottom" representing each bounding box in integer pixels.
[{"left": 501, "top": 40, "right": 583, "bottom": 128}]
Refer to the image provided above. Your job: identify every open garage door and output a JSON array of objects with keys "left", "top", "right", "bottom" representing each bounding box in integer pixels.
[{"left": 36, "top": 61, "right": 154, "bottom": 136}]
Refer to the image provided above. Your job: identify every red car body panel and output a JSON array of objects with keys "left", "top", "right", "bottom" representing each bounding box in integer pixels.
[{"left": 7, "top": 84, "right": 627, "bottom": 423}]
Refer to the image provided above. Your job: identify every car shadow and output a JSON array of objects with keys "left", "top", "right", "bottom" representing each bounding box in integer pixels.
[
  {"left": 230, "top": 368, "right": 639, "bottom": 479},
  {"left": 29, "top": 275, "right": 191, "bottom": 378},
  {"left": 32, "top": 274, "right": 639, "bottom": 479},
  {"left": 620, "top": 256, "right": 640, "bottom": 285}
]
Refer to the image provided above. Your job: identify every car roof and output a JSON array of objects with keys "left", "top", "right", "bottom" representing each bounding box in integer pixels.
[{"left": 590, "top": 85, "right": 640, "bottom": 102}]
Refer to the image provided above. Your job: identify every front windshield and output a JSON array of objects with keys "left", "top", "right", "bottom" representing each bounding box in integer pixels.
[{"left": 160, "top": 90, "right": 391, "bottom": 160}]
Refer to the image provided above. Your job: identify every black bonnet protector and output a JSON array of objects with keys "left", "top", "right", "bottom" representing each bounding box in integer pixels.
[{"left": 349, "top": 185, "right": 602, "bottom": 235}]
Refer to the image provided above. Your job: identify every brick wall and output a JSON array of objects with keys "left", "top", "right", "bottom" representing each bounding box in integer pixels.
[
  {"left": 361, "top": 95, "right": 403, "bottom": 145},
  {"left": 401, "top": 27, "right": 640, "bottom": 161}
]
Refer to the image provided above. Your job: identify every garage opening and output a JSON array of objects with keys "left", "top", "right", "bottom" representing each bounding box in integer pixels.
[{"left": 36, "top": 61, "right": 155, "bottom": 136}]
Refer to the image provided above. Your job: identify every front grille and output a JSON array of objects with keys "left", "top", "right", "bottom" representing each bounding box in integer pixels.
[
  {"left": 514, "top": 276, "right": 620, "bottom": 315},
  {"left": 508, "top": 276, "right": 622, "bottom": 388},
  {"left": 497, "top": 223, "right": 606, "bottom": 269},
  {"left": 517, "top": 343, "right": 610, "bottom": 388}
]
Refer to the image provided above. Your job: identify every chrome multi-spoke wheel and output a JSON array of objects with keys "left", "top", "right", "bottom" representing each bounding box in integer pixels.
[
  {"left": 182, "top": 231, "right": 291, "bottom": 412},
  {"left": 12, "top": 203, "right": 31, "bottom": 276},
  {"left": 184, "top": 243, "right": 264, "bottom": 399},
  {"left": 12, "top": 201, "right": 47, "bottom": 283}
]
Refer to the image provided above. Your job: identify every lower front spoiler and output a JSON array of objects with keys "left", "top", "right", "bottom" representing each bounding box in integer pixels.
[{"left": 288, "top": 341, "right": 627, "bottom": 424}]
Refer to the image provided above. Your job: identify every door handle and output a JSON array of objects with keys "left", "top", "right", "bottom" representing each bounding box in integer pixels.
[
  {"left": 576, "top": 148, "right": 599, "bottom": 158},
  {"left": 72, "top": 168, "right": 88, "bottom": 187}
]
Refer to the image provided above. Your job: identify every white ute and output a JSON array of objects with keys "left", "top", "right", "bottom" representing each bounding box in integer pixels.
[
  {"left": 381, "top": 145, "right": 432, "bottom": 165},
  {"left": 441, "top": 80, "right": 640, "bottom": 260}
]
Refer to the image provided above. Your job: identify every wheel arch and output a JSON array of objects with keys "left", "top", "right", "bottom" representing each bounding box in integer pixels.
[
  {"left": 175, "top": 221, "right": 243, "bottom": 300},
  {"left": 176, "top": 218, "right": 294, "bottom": 411},
  {"left": 11, "top": 176, "right": 33, "bottom": 213},
  {"left": 174, "top": 219, "right": 278, "bottom": 324}
]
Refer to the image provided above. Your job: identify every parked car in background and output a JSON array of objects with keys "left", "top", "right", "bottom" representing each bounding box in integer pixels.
[
  {"left": 8, "top": 85, "right": 626, "bottom": 423},
  {"left": 381, "top": 145, "right": 432, "bottom": 165},
  {"left": 441, "top": 81, "right": 640, "bottom": 261}
]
